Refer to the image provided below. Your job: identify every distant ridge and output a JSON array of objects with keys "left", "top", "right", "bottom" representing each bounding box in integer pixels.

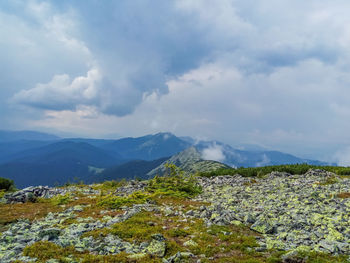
[
  {"left": 148, "top": 147, "right": 230, "bottom": 176},
  {"left": 99, "top": 132, "right": 191, "bottom": 160},
  {"left": 0, "top": 131, "right": 334, "bottom": 188},
  {"left": 0, "top": 130, "right": 60, "bottom": 142}
]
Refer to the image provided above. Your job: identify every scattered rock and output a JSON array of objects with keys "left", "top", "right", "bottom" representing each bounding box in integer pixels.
[
  {"left": 183, "top": 239, "right": 198, "bottom": 247},
  {"left": 196, "top": 169, "right": 350, "bottom": 254},
  {"left": 144, "top": 234, "right": 166, "bottom": 257}
]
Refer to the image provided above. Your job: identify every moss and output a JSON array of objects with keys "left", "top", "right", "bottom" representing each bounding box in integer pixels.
[
  {"left": 168, "top": 228, "right": 191, "bottom": 237},
  {"left": 23, "top": 241, "right": 80, "bottom": 262},
  {"left": 319, "top": 177, "right": 338, "bottom": 186},
  {"left": 0, "top": 190, "right": 6, "bottom": 198}
]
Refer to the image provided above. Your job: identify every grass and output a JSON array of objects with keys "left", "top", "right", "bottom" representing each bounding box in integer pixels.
[
  {"left": 198, "top": 164, "right": 350, "bottom": 178},
  {"left": 336, "top": 192, "right": 350, "bottom": 199},
  {"left": 97, "top": 191, "right": 149, "bottom": 209},
  {"left": 82, "top": 205, "right": 284, "bottom": 262},
  {"left": 23, "top": 241, "right": 80, "bottom": 262},
  {"left": 48, "top": 193, "right": 73, "bottom": 205},
  {"left": 92, "top": 179, "right": 127, "bottom": 192},
  {"left": 22, "top": 240, "right": 159, "bottom": 263},
  {"left": 0, "top": 202, "right": 63, "bottom": 229},
  {"left": 106, "top": 211, "right": 164, "bottom": 242},
  {"left": 298, "top": 251, "right": 349, "bottom": 263}
]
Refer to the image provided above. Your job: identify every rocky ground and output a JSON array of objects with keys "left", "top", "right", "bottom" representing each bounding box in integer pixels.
[
  {"left": 196, "top": 170, "right": 350, "bottom": 254},
  {"left": 1, "top": 169, "right": 350, "bottom": 262}
]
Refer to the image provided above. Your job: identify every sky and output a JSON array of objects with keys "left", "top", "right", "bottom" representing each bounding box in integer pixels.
[{"left": 2, "top": 0, "right": 350, "bottom": 163}]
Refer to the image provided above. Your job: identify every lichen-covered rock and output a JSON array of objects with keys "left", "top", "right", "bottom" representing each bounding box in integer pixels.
[
  {"left": 0, "top": 204, "right": 158, "bottom": 262},
  {"left": 183, "top": 239, "right": 198, "bottom": 247},
  {"left": 144, "top": 234, "right": 166, "bottom": 257},
  {"left": 38, "top": 228, "right": 61, "bottom": 240},
  {"left": 164, "top": 252, "right": 194, "bottom": 263},
  {"left": 250, "top": 218, "right": 275, "bottom": 234},
  {"left": 195, "top": 169, "right": 350, "bottom": 254},
  {"left": 3, "top": 185, "right": 100, "bottom": 204}
]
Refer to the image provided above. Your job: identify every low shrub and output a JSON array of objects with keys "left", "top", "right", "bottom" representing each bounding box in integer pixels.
[
  {"left": 147, "top": 163, "right": 202, "bottom": 198},
  {"left": 50, "top": 193, "right": 72, "bottom": 205},
  {"left": 23, "top": 241, "right": 78, "bottom": 262},
  {"left": 92, "top": 179, "right": 127, "bottom": 192},
  {"left": 97, "top": 191, "right": 148, "bottom": 209},
  {"left": 198, "top": 164, "right": 350, "bottom": 178},
  {"left": 0, "top": 177, "right": 14, "bottom": 191}
]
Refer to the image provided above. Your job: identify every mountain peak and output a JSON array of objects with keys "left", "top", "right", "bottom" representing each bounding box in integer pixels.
[{"left": 153, "top": 132, "right": 176, "bottom": 140}]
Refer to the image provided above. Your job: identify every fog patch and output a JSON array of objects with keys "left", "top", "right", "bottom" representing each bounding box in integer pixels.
[
  {"left": 201, "top": 143, "right": 226, "bottom": 162},
  {"left": 334, "top": 147, "right": 350, "bottom": 166},
  {"left": 256, "top": 154, "right": 270, "bottom": 167}
]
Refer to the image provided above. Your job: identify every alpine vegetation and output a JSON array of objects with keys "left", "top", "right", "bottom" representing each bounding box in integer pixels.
[{"left": 0, "top": 165, "right": 350, "bottom": 262}]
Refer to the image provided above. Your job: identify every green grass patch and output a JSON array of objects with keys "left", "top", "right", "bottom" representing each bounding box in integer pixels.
[
  {"left": 167, "top": 228, "right": 191, "bottom": 238},
  {"left": 23, "top": 241, "right": 80, "bottom": 262},
  {"left": 97, "top": 191, "right": 148, "bottom": 209},
  {"left": 92, "top": 179, "right": 127, "bottom": 192},
  {"left": 49, "top": 193, "right": 72, "bottom": 205}
]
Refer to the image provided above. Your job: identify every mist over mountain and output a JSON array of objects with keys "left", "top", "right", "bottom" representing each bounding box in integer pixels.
[{"left": 0, "top": 130, "right": 333, "bottom": 188}]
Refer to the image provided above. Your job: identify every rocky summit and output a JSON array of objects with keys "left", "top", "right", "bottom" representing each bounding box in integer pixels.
[{"left": 1, "top": 169, "right": 350, "bottom": 262}]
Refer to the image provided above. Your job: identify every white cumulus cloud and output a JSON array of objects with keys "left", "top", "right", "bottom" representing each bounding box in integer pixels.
[{"left": 12, "top": 68, "right": 101, "bottom": 111}]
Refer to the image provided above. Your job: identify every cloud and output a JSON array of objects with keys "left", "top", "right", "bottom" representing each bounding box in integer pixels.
[
  {"left": 4, "top": 0, "right": 350, "bottom": 161},
  {"left": 12, "top": 68, "right": 101, "bottom": 111},
  {"left": 7, "top": 0, "right": 349, "bottom": 118},
  {"left": 256, "top": 154, "right": 271, "bottom": 167},
  {"left": 201, "top": 143, "right": 226, "bottom": 163}
]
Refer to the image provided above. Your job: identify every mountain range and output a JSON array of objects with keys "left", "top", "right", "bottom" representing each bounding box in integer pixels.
[{"left": 0, "top": 130, "right": 332, "bottom": 188}]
